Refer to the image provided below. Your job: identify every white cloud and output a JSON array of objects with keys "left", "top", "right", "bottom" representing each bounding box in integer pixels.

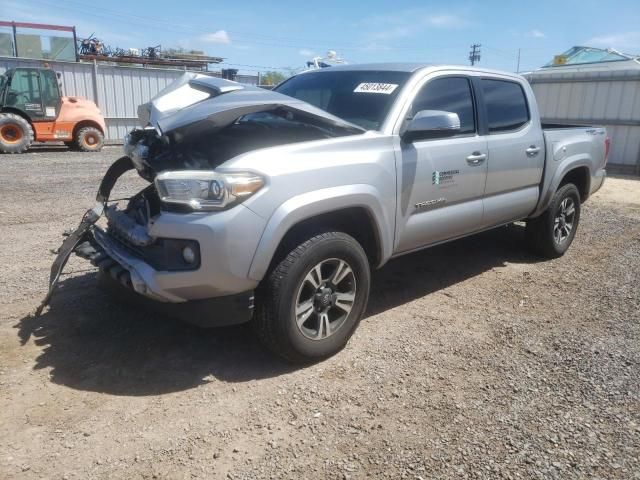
[
  {"left": 360, "top": 9, "right": 471, "bottom": 42},
  {"left": 360, "top": 42, "right": 393, "bottom": 52},
  {"left": 586, "top": 32, "right": 640, "bottom": 52},
  {"left": 372, "top": 26, "right": 412, "bottom": 40},
  {"left": 427, "top": 14, "right": 469, "bottom": 29},
  {"left": 298, "top": 49, "right": 315, "bottom": 57},
  {"left": 527, "top": 29, "right": 546, "bottom": 39},
  {"left": 199, "top": 30, "right": 231, "bottom": 44}
]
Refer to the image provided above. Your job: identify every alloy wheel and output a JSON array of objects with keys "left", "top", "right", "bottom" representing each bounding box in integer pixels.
[
  {"left": 553, "top": 197, "right": 576, "bottom": 245},
  {"left": 294, "top": 258, "right": 357, "bottom": 340}
]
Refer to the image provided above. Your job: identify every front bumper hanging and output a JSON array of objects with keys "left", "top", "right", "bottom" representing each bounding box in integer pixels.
[
  {"left": 36, "top": 156, "right": 254, "bottom": 327},
  {"left": 35, "top": 155, "right": 136, "bottom": 316},
  {"left": 35, "top": 205, "right": 103, "bottom": 316}
]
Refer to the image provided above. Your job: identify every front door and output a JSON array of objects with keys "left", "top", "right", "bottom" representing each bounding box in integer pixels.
[
  {"left": 395, "top": 75, "right": 488, "bottom": 253},
  {"left": 39, "top": 69, "right": 62, "bottom": 120}
]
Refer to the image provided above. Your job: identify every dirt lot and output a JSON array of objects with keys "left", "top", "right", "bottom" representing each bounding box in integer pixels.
[{"left": 1, "top": 147, "right": 639, "bottom": 479}]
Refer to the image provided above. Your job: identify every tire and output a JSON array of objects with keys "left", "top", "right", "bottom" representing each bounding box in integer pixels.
[
  {"left": 526, "top": 184, "right": 581, "bottom": 258},
  {"left": 75, "top": 126, "right": 104, "bottom": 152},
  {"left": 253, "top": 231, "right": 371, "bottom": 363},
  {"left": 0, "top": 113, "right": 34, "bottom": 154}
]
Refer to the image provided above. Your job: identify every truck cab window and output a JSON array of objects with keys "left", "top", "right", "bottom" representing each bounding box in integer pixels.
[
  {"left": 40, "top": 70, "right": 61, "bottom": 113},
  {"left": 481, "top": 79, "right": 529, "bottom": 132},
  {"left": 411, "top": 77, "right": 476, "bottom": 134},
  {"left": 7, "top": 69, "right": 41, "bottom": 109}
]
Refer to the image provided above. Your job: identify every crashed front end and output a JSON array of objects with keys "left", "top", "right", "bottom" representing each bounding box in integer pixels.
[{"left": 38, "top": 73, "right": 362, "bottom": 324}]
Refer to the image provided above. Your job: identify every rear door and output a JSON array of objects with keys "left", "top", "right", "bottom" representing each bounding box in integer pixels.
[
  {"left": 478, "top": 77, "right": 544, "bottom": 226},
  {"left": 394, "top": 73, "right": 488, "bottom": 253}
]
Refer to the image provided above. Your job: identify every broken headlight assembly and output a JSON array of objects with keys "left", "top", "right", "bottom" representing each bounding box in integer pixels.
[{"left": 154, "top": 170, "right": 264, "bottom": 211}]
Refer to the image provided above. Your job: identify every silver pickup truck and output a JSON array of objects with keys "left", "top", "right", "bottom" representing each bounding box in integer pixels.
[{"left": 42, "top": 63, "right": 608, "bottom": 362}]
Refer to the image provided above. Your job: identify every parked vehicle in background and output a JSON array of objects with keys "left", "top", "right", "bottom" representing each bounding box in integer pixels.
[
  {"left": 0, "top": 67, "right": 105, "bottom": 153},
  {"left": 42, "top": 64, "right": 608, "bottom": 362},
  {"left": 305, "top": 50, "right": 348, "bottom": 70}
]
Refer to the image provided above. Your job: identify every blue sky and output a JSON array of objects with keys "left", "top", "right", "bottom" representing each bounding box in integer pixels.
[{"left": 2, "top": 0, "right": 640, "bottom": 74}]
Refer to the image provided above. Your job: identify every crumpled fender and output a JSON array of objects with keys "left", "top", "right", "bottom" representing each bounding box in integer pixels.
[{"left": 96, "top": 156, "right": 135, "bottom": 203}]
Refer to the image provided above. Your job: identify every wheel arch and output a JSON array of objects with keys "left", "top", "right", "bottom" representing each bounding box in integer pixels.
[
  {"left": 0, "top": 108, "right": 34, "bottom": 128},
  {"left": 248, "top": 186, "right": 394, "bottom": 281},
  {"left": 531, "top": 157, "right": 593, "bottom": 219},
  {"left": 558, "top": 166, "right": 590, "bottom": 202}
]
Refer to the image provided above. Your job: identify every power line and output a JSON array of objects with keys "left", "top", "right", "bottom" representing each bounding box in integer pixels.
[
  {"left": 21, "top": 0, "right": 475, "bottom": 54},
  {"left": 12, "top": 0, "right": 557, "bottom": 72}
]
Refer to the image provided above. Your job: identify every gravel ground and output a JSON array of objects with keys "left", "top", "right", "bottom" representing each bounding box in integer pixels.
[{"left": 0, "top": 147, "right": 639, "bottom": 479}]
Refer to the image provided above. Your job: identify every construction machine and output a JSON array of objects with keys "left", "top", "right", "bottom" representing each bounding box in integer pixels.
[{"left": 0, "top": 67, "right": 106, "bottom": 153}]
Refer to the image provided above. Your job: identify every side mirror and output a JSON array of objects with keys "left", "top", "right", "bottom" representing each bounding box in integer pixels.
[{"left": 402, "top": 110, "right": 460, "bottom": 142}]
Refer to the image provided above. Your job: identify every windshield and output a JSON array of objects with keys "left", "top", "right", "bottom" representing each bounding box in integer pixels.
[
  {"left": 275, "top": 70, "right": 410, "bottom": 130},
  {"left": 0, "top": 74, "right": 6, "bottom": 93}
]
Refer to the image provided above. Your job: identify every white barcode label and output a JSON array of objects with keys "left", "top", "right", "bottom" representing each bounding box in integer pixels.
[{"left": 353, "top": 83, "right": 399, "bottom": 94}]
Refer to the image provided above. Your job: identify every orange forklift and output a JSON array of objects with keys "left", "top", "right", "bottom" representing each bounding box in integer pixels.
[{"left": 0, "top": 67, "right": 106, "bottom": 153}]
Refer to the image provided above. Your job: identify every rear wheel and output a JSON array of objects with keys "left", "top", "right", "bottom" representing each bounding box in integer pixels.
[
  {"left": 526, "top": 183, "right": 581, "bottom": 258},
  {"left": 0, "top": 113, "right": 34, "bottom": 154},
  {"left": 253, "top": 231, "right": 371, "bottom": 363},
  {"left": 75, "top": 126, "right": 104, "bottom": 152}
]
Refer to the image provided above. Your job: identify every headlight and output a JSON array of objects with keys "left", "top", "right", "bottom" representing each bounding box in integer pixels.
[{"left": 155, "top": 170, "right": 264, "bottom": 211}]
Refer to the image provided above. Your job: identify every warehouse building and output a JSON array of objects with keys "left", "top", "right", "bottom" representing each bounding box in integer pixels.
[{"left": 526, "top": 46, "right": 640, "bottom": 175}]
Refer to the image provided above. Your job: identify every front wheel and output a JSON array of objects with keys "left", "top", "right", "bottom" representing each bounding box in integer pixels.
[
  {"left": 74, "top": 126, "right": 104, "bottom": 152},
  {"left": 253, "top": 232, "right": 371, "bottom": 363},
  {"left": 526, "top": 183, "right": 581, "bottom": 258},
  {"left": 0, "top": 113, "right": 34, "bottom": 153}
]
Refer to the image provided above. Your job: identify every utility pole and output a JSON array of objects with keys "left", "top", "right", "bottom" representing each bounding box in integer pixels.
[
  {"left": 516, "top": 48, "right": 521, "bottom": 73},
  {"left": 469, "top": 44, "right": 481, "bottom": 66}
]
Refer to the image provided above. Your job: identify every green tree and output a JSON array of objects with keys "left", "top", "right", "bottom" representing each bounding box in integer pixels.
[{"left": 261, "top": 71, "right": 287, "bottom": 86}]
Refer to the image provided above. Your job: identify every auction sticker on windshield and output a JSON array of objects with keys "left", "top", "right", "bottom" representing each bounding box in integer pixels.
[{"left": 354, "top": 83, "right": 399, "bottom": 94}]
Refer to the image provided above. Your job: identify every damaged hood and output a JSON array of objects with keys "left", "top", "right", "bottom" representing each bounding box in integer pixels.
[{"left": 138, "top": 73, "right": 365, "bottom": 136}]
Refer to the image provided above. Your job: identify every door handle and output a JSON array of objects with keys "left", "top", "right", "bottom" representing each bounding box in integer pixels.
[
  {"left": 466, "top": 152, "right": 487, "bottom": 165},
  {"left": 526, "top": 145, "right": 541, "bottom": 157}
]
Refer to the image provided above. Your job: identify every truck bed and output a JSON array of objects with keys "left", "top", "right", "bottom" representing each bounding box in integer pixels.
[{"left": 533, "top": 125, "right": 607, "bottom": 218}]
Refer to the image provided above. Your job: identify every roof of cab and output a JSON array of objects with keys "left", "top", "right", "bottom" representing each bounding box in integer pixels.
[
  {"left": 298, "top": 63, "right": 439, "bottom": 73},
  {"left": 296, "top": 62, "right": 524, "bottom": 79}
]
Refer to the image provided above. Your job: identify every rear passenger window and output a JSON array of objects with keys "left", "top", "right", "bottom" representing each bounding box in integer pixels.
[
  {"left": 481, "top": 79, "right": 529, "bottom": 132},
  {"left": 412, "top": 77, "right": 475, "bottom": 134}
]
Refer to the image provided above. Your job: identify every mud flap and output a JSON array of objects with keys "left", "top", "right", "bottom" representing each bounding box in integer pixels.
[{"left": 35, "top": 156, "right": 135, "bottom": 316}]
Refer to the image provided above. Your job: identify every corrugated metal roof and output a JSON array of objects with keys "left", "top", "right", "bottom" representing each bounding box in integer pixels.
[{"left": 526, "top": 51, "right": 640, "bottom": 173}]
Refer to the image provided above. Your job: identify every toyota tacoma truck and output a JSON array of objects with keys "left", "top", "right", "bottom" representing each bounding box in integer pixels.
[{"left": 40, "top": 64, "right": 608, "bottom": 363}]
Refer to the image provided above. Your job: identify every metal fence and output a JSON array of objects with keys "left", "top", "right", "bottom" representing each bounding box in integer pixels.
[
  {"left": 526, "top": 69, "right": 640, "bottom": 175},
  {"left": 0, "top": 55, "right": 260, "bottom": 143}
]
